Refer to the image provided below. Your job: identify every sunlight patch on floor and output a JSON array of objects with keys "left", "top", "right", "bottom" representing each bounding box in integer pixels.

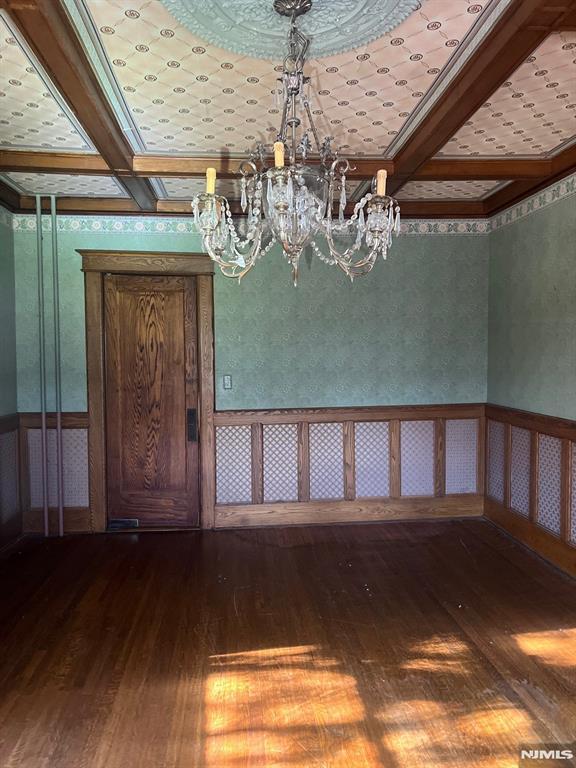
[
  {"left": 378, "top": 699, "right": 539, "bottom": 768},
  {"left": 513, "top": 627, "right": 576, "bottom": 668},
  {"left": 203, "top": 645, "right": 381, "bottom": 767},
  {"left": 401, "top": 634, "right": 473, "bottom": 675}
]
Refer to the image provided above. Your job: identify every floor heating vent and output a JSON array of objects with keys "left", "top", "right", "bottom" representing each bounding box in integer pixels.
[{"left": 107, "top": 518, "right": 140, "bottom": 531}]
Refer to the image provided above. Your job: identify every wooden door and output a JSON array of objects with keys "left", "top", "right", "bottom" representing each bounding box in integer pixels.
[{"left": 104, "top": 275, "right": 199, "bottom": 527}]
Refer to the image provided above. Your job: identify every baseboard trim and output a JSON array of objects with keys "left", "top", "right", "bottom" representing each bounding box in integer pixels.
[
  {"left": 214, "top": 494, "right": 484, "bottom": 529},
  {"left": 24, "top": 507, "right": 92, "bottom": 535},
  {"left": 485, "top": 499, "right": 576, "bottom": 579}
]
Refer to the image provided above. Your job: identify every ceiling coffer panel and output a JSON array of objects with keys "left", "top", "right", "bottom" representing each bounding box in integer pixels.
[
  {"left": 396, "top": 179, "right": 507, "bottom": 200},
  {"left": 3, "top": 172, "right": 129, "bottom": 197},
  {"left": 82, "top": 0, "right": 490, "bottom": 156},
  {"left": 0, "top": 13, "right": 95, "bottom": 153},
  {"left": 439, "top": 32, "right": 576, "bottom": 157}
]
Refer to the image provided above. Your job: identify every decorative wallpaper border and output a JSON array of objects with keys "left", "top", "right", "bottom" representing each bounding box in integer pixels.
[
  {"left": 490, "top": 172, "right": 576, "bottom": 231},
  {"left": 5, "top": 171, "right": 575, "bottom": 235},
  {"left": 10, "top": 215, "right": 492, "bottom": 235}
]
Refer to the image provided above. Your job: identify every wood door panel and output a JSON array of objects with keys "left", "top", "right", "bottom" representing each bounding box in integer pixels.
[{"left": 105, "top": 275, "right": 199, "bottom": 527}]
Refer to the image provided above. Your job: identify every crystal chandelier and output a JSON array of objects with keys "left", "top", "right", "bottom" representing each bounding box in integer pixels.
[{"left": 192, "top": 0, "right": 401, "bottom": 285}]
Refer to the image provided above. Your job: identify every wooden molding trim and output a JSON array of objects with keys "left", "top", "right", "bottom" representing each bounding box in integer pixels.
[
  {"left": 251, "top": 423, "right": 264, "bottom": 506},
  {"left": 483, "top": 144, "right": 576, "bottom": 215},
  {"left": 0, "top": 150, "right": 110, "bottom": 175},
  {"left": 561, "top": 438, "right": 572, "bottom": 543},
  {"left": 197, "top": 275, "right": 216, "bottom": 529},
  {"left": 412, "top": 158, "right": 552, "bottom": 181},
  {"left": 85, "top": 271, "right": 106, "bottom": 532},
  {"left": 24, "top": 507, "right": 91, "bottom": 535},
  {"left": 214, "top": 403, "right": 485, "bottom": 426},
  {"left": 389, "top": 419, "right": 401, "bottom": 499},
  {"left": 486, "top": 404, "right": 576, "bottom": 442},
  {"left": 485, "top": 499, "right": 576, "bottom": 579},
  {"left": 80, "top": 250, "right": 214, "bottom": 275},
  {"left": 133, "top": 154, "right": 395, "bottom": 181},
  {"left": 297, "top": 422, "right": 310, "bottom": 502},
  {"left": 0, "top": 414, "right": 19, "bottom": 434},
  {"left": 434, "top": 418, "right": 446, "bottom": 497},
  {"left": 214, "top": 494, "right": 484, "bottom": 529},
  {"left": 18, "top": 412, "right": 89, "bottom": 429},
  {"left": 11, "top": 195, "right": 490, "bottom": 219},
  {"left": 0, "top": 151, "right": 556, "bottom": 183},
  {"left": 82, "top": 252, "right": 216, "bottom": 531}
]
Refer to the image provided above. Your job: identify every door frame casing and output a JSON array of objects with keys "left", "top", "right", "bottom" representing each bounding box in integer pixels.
[{"left": 80, "top": 251, "right": 216, "bottom": 531}]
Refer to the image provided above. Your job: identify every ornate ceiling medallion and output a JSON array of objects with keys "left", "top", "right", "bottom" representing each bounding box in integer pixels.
[{"left": 159, "top": 0, "right": 421, "bottom": 59}]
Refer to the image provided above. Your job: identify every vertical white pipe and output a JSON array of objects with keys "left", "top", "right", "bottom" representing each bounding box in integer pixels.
[
  {"left": 35, "top": 196, "right": 49, "bottom": 537},
  {"left": 51, "top": 196, "right": 64, "bottom": 537}
]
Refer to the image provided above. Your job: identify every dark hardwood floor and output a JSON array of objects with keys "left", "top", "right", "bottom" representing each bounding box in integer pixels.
[{"left": 0, "top": 520, "right": 575, "bottom": 768}]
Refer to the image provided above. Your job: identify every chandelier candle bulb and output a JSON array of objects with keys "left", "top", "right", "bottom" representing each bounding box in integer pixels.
[
  {"left": 273, "top": 141, "right": 285, "bottom": 168},
  {"left": 206, "top": 167, "right": 216, "bottom": 195},
  {"left": 376, "top": 169, "right": 387, "bottom": 197}
]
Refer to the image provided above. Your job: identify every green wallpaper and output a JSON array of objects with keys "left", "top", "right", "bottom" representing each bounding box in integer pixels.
[
  {"left": 215, "top": 235, "right": 489, "bottom": 408},
  {"left": 13, "top": 223, "right": 489, "bottom": 412},
  {"left": 0, "top": 209, "right": 17, "bottom": 417},
  {"left": 14, "top": 228, "right": 204, "bottom": 412},
  {"left": 488, "top": 192, "right": 576, "bottom": 421}
]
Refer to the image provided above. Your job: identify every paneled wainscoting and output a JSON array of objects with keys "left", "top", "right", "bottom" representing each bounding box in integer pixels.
[
  {"left": 213, "top": 405, "right": 485, "bottom": 527},
  {"left": 11, "top": 404, "right": 576, "bottom": 580},
  {"left": 18, "top": 412, "right": 90, "bottom": 534},
  {"left": 0, "top": 414, "right": 20, "bottom": 549},
  {"left": 485, "top": 405, "right": 576, "bottom": 578}
]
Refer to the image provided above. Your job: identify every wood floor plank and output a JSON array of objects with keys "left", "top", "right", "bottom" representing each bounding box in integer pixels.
[{"left": 0, "top": 521, "right": 575, "bottom": 767}]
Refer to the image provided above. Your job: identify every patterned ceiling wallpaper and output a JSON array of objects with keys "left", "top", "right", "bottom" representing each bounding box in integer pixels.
[
  {"left": 0, "top": 12, "right": 95, "bottom": 152},
  {"left": 80, "top": 0, "right": 492, "bottom": 156},
  {"left": 2, "top": 172, "right": 128, "bottom": 197},
  {"left": 397, "top": 179, "right": 506, "bottom": 199},
  {"left": 438, "top": 31, "right": 576, "bottom": 157}
]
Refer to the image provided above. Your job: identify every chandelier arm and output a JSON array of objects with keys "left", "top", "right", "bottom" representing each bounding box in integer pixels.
[
  {"left": 322, "top": 220, "right": 368, "bottom": 263},
  {"left": 303, "top": 97, "right": 322, "bottom": 155}
]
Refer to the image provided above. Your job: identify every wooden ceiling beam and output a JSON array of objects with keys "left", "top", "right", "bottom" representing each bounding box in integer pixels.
[
  {"left": 412, "top": 158, "right": 552, "bottom": 181},
  {"left": 133, "top": 155, "right": 395, "bottom": 181},
  {"left": 2, "top": 0, "right": 156, "bottom": 210},
  {"left": 0, "top": 150, "right": 556, "bottom": 184},
  {"left": 12, "top": 196, "right": 488, "bottom": 219},
  {"left": 0, "top": 151, "right": 111, "bottom": 175},
  {"left": 388, "top": 0, "right": 576, "bottom": 195},
  {"left": 483, "top": 143, "right": 576, "bottom": 215}
]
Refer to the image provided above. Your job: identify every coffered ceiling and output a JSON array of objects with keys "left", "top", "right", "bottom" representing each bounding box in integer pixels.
[
  {"left": 438, "top": 31, "right": 576, "bottom": 157},
  {"left": 2, "top": 171, "right": 128, "bottom": 196},
  {"left": 0, "top": 12, "right": 94, "bottom": 152},
  {"left": 0, "top": 0, "right": 575, "bottom": 217},
  {"left": 81, "top": 0, "right": 492, "bottom": 157},
  {"left": 396, "top": 180, "right": 507, "bottom": 199}
]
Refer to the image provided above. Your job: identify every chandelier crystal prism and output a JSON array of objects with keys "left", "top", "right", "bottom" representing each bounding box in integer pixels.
[{"left": 192, "top": 0, "right": 401, "bottom": 285}]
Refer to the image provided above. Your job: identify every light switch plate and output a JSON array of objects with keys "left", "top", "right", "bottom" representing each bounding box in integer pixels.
[{"left": 223, "top": 374, "right": 233, "bottom": 390}]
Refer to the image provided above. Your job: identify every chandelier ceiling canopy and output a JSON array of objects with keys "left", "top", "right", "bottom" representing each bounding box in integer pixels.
[
  {"left": 159, "top": 0, "right": 420, "bottom": 59},
  {"left": 192, "top": 0, "right": 403, "bottom": 285}
]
